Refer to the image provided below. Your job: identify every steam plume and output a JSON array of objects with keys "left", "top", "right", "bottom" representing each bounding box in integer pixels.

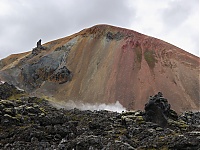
[{"left": 51, "top": 100, "right": 126, "bottom": 113}]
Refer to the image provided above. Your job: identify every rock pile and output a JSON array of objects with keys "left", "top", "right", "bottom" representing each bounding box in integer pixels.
[
  {"left": 144, "top": 92, "right": 178, "bottom": 128},
  {"left": 0, "top": 84, "right": 199, "bottom": 149}
]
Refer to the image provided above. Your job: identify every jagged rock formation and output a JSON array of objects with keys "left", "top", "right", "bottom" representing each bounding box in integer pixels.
[
  {"left": 32, "top": 39, "right": 48, "bottom": 56},
  {"left": 144, "top": 92, "right": 178, "bottom": 127},
  {"left": 0, "top": 83, "right": 199, "bottom": 149},
  {"left": 37, "top": 39, "right": 42, "bottom": 48},
  {"left": 0, "top": 24, "right": 199, "bottom": 112}
]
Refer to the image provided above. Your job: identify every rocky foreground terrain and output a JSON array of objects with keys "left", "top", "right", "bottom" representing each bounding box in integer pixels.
[{"left": 0, "top": 82, "right": 200, "bottom": 150}]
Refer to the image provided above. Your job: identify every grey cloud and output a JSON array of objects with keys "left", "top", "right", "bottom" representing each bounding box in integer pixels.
[
  {"left": 72, "top": 0, "right": 133, "bottom": 27},
  {"left": 0, "top": 0, "right": 134, "bottom": 59},
  {"left": 0, "top": 0, "right": 198, "bottom": 58},
  {"left": 159, "top": 0, "right": 199, "bottom": 56},
  {"left": 161, "top": 0, "right": 197, "bottom": 28},
  {"left": 191, "top": 33, "right": 199, "bottom": 56}
]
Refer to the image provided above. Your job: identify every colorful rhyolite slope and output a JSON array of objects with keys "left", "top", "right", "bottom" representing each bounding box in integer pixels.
[{"left": 0, "top": 25, "right": 199, "bottom": 112}]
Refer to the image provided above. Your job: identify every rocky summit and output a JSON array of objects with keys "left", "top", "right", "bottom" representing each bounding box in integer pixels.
[
  {"left": 0, "top": 83, "right": 200, "bottom": 149},
  {"left": 0, "top": 24, "right": 199, "bottom": 113}
]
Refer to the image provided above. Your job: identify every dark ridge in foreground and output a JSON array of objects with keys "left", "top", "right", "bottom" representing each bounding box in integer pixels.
[{"left": 0, "top": 83, "right": 200, "bottom": 149}]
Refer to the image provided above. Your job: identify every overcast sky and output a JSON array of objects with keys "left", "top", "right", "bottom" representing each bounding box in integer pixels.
[{"left": 0, "top": 0, "right": 199, "bottom": 59}]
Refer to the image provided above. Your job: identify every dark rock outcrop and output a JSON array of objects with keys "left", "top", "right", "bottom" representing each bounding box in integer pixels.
[
  {"left": 32, "top": 39, "right": 47, "bottom": 55},
  {"left": 106, "top": 31, "right": 124, "bottom": 41},
  {"left": 0, "top": 82, "right": 24, "bottom": 99},
  {"left": 50, "top": 66, "right": 72, "bottom": 84},
  {"left": 20, "top": 51, "right": 72, "bottom": 90},
  {"left": 37, "top": 39, "right": 42, "bottom": 48},
  {"left": 144, "top": 92, "right": 178, "bottom": 128}
]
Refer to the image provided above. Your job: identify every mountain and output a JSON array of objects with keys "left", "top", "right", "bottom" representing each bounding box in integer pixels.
[{"left": 0, "top": 24, "right": 199, "bottom": 112}]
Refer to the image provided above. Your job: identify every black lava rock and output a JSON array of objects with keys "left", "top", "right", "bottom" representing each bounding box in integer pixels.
[
  {"left": 0, "top": 84, "right": 199, "bottom": 149},
  {"left": 0, "top": 82, "right": 24, "bottom": 99},
  {"left": 144, "top": 92, "right": 178, "bottom": 128}
]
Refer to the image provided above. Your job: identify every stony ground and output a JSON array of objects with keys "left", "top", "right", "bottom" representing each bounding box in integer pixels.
[{"left": 0, "top": 83, "right": 200, "bottom": 150}]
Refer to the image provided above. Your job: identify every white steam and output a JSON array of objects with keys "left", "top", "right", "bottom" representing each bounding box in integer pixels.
[
  {"left": 51, "top": 100, "right": 126, "bottom": 113},
  {"left": 0, "top": 80, "right": 5, "bottom": 84}
]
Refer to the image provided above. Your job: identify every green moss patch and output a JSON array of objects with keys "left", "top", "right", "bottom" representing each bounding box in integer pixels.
[
  {"left": 144, "top": 50, "right": 157, "bottom": 69},
  {"left": 135, "top": 47, "right": 142, "bottom": 64}
]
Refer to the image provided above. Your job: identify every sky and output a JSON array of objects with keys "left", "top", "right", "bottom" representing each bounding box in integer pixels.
[{"left": 0, "top": 0, "right": 199, "bottom": 59}]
